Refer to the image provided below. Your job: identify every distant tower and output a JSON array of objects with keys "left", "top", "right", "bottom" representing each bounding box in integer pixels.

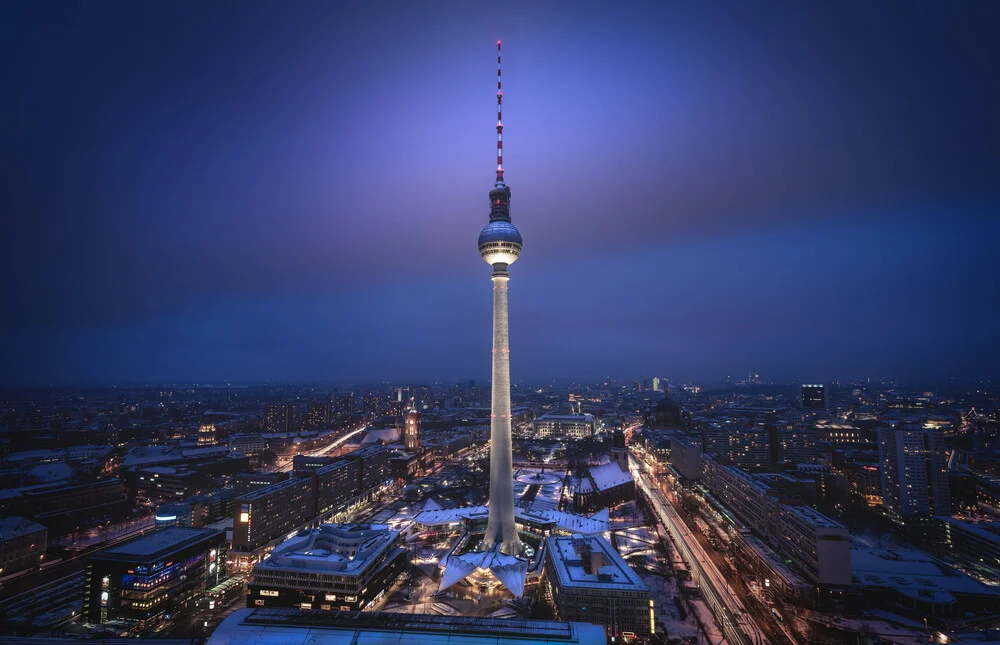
[
  {"left": 479, "top": 41, "right": 523, "bottom": 556},
  {"left": 198, "top": 415, "right": 216, "bottom": 446},
  {"left": 405, "top": 405, "right": 422, "bottom": 452}
]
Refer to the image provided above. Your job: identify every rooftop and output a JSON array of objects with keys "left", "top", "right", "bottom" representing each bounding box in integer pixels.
[
  {"left": 851, "top": 546, "right": 1000, "bottom": 604},
  {"left": 587, "top": 462, "right": 633, "bottom": 491},
  {"left": 253, "top": 524, "right": 398, "bottom": 575},
  {"left": 208, "top": 607, "right": 607, "bottom": 645},
  {"left": 547, "top": 535, "right": 648, "bottom": 592},
  {"left": 97, "top": 527, "right": 222, "bottom": 562},
  {"left": 0, "top": 516, "right": 47, "bottom": 540}
]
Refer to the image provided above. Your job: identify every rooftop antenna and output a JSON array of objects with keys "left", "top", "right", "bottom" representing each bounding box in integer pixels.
[{"left": 496, "top": 40, "right": 504, "bottom": 185}]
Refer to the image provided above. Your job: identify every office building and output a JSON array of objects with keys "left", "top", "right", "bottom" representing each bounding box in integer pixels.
[
  {"left": 546, "top": 535, "right": 653, "bottom": 638},
  {"left": 83, "top": 527, "right": 226, "bottom": 624},
  {"left": 878, "top": 425, "right": 951, "bottom": 519},
  {"left": 227, "top": 433, "right": 267, "bottom": 457},
  {"left": 533, "top": 414, "right": 595, "bottom": 440},
  {"left": 134, "top": 466, "right": 210, "bottom": 500},
  {"left": 0, "top": 516, "right": 47, "bottom": 576},
  {"left": 248, "top": 523, "right": 407, "bottom": 611},
  {"left": 801, "top": 384, "right": 828, "bottom": 410},
  {"left": 197, "top": 417, "right": 216, "bottom": 446}
]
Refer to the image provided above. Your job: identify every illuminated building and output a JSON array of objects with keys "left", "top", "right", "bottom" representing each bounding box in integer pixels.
[
  {"left": 533, "top": 413, "right": 595, "bottom": 440},
  {"left": 800, "top": 383, "right": 828, "bottom": 409},
  {"left": 478, "top": 40, "right": 522, "bottom": 557},
  {"left": 247, "top": 523, "right": 407, "bottom": 611},
  {"left": 197, "top": 416, "right": 216, "bottom": 446},
  {"left": 264, "top": 402, "right": 294, "bottom": 434},
  {"left": 546, "top": 535, "right": 653, "bottom": 638},
  {"left": 878, "top": 425, "right": 951, "bottom": 519},
  {"left": 83, "top": 527, "right": 225, "bottom": 624},
  {"left": 404, "top": 406, "right": 422, "bottom": 452}
]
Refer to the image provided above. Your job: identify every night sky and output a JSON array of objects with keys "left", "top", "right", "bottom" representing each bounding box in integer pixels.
[{"left": 2, "top": 1, "right": 998, "bottom": 386}]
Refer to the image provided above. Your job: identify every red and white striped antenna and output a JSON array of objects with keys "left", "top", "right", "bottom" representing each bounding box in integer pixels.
[{"left": 496, "top": 40, "right": 504, "bottom": 185}]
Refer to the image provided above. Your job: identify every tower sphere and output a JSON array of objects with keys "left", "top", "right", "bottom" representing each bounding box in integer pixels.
[{"left": 478, "top": 220, "right": 522, "bottom": 265}]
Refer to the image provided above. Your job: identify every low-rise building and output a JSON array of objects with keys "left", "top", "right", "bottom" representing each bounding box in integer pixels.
[
  {"left": 573, "top": 462, "right": 634, "bottom": 512},
  {"left": 546, "top": 535, "right": 653, "bottom": 638},
  {"left": 248, "top": 523, "right": 407, "bottom": 611},
  {"left": 533, "top": 414, "right": 595, "bottom": 440}
]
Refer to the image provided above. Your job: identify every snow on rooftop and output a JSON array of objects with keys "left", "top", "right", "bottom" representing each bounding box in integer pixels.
[
  {"left": 851, "top": 546, "right": 1000, "bottom": 602},
  {"left": 547, "top": 535, "right": 647, "bottom": 592},
  {"left": 587, "top": 462, "right": 632, "bottom": 491},
  {"left": 0, "top": 516, "right": 47, "bottom": 540}
]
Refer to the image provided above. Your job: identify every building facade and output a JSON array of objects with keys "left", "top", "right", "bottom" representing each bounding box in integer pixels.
[
  {"left": 533, "top": 414, "right": 595, "bottom": 440},
  {"left": 546, "top": 535, "right": 653, "bottom": 638},
  {"left": 878, "top": 425, "right": 951, "bottom": 519},
  {"left": 84, "top": 527, "right": 226, "bottom": 624},
  {"left": 248, "top": 523, "right": 407, "bottom": 611},
  {"left": 0, "top": 516, "right": 47, "bottom": 576}
]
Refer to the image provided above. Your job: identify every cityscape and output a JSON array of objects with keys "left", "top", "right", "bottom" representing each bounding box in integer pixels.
[{"left": 2, "top": 3, "right": 999, "bottom": 645}]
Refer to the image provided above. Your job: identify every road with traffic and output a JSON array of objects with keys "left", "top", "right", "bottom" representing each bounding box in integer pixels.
[{"left": 631, "top": 454, "right": 789, "bottom": 645}]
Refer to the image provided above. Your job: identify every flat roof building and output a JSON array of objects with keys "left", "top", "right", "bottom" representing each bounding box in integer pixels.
[
  {"left": 84, "top": 527, "right": 226, "bottom": 625},
  {"left": 248, "top": 523, "right": 406, "bottom": 612},
  {"left": 534, "top": 414, "right": 595, "bottom": 440},
  {"left": 209, "top": 607, "right": 608, "bottom": 645},
  {"left": 546, "top": 535, "right": 652, "bottom": 639}
]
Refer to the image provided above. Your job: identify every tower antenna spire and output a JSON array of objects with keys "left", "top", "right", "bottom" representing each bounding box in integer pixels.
[{"left": 496, "top": 40, "right": 504, "bottom": 185}]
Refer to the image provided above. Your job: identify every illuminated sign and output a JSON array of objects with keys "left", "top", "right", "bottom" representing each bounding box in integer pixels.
[{"left": 260, "top": 590, "right": 279, "bottom": 597}]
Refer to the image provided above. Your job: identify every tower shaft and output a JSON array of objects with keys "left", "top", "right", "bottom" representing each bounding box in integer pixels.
[{"left": 483, "top": 270, "right": 520, "bottom": 554}]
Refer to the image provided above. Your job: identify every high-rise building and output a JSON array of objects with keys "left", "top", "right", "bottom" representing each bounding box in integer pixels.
[
  {"left": 334, "top": 392, "right": 355, "bottom": 419},
  {"left": 478, "top": 41, "right": 523, "bottom": 557},
  {"left": 404, "top": 407, "right": 422, "bottom": 452},
  {"left": 264, "top": 403, "right": 294, "bottom": 434},
  {"left": 878, "top": 425, "right": 951, "bottom": 519},
  {"left": 305, "top": 398, "right": 333, "bottom": 430},
  {"left": 801, "top": 384, "right": 828, "bottom": 409}
]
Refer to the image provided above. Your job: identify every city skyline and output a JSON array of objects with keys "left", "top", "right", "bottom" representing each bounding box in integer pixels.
[{"left": 3, "top": 1, "right": 999, "bottom": 386}]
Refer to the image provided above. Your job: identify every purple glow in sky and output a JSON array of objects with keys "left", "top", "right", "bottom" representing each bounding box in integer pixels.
[{"left": 1, "top": 1, "right": 998, "bottom": 385}]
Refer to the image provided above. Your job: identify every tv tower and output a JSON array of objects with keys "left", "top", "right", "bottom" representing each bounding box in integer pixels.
[{"left": 478, "top": 40, "right": 523, "bottom": 556}]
